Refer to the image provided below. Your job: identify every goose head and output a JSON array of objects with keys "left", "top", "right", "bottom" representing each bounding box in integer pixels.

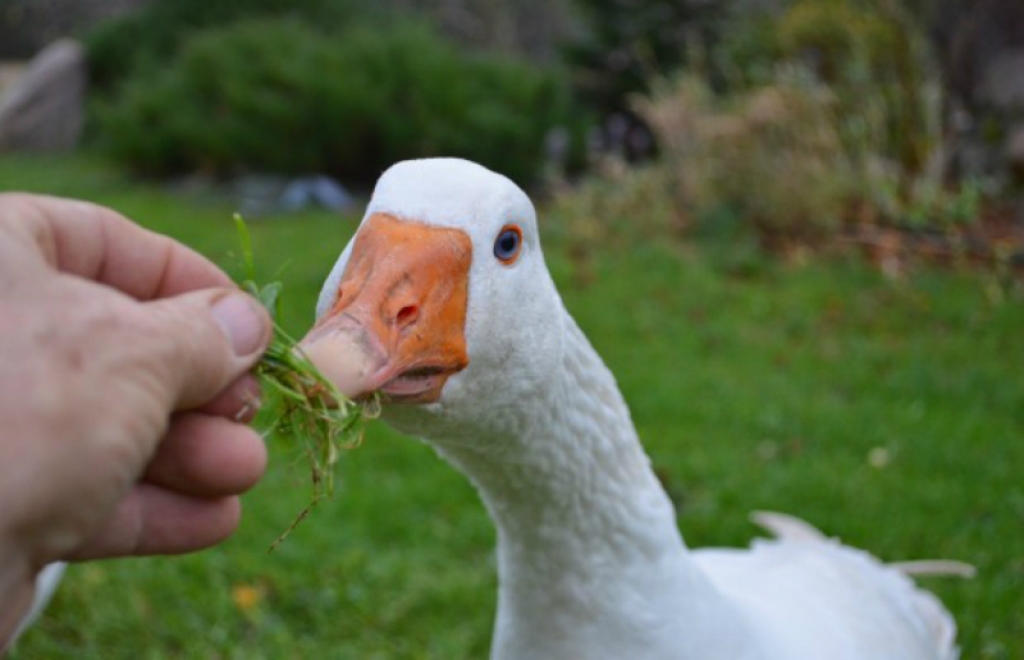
[{"left": 299, "top": 158, "right": 565, "bottom": 442}]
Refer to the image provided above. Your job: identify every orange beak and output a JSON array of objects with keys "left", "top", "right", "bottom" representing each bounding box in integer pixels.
[{"left": 298, "top": 213, "right": 472, "bottom": 403}]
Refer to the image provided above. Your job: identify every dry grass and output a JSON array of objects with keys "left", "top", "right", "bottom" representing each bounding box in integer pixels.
[{"left": 637, "top": 70, "right": 855, "bottom": 242}]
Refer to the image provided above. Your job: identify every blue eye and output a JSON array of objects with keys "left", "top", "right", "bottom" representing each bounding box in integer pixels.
[{"left": 493, "top": 225, "right": 522, "bottom": 264}]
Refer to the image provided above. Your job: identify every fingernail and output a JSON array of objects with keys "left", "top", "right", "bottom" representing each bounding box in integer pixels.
[{"left": 212, "top": 293, "right": 266, "bottom": 356}]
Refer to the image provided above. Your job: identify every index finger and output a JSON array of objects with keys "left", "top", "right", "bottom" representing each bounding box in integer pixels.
[{"left": 0, "top": 193, "right": 233, "bottom": 299}]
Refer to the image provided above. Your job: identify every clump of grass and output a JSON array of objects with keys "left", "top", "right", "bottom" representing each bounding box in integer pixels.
[{"left": 234, "top": 215, "right": 380, "bottom": 549}]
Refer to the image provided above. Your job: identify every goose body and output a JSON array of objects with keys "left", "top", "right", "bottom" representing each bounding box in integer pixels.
[{"left": 300, "top": 158, "right": 963, "bottom": 659}]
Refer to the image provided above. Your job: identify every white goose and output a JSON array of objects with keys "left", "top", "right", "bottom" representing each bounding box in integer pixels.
[{"left": 299, "top": 158, "right": 969, "bottom": 660}]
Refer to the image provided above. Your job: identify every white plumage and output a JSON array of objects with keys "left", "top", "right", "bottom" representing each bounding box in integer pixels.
[{"left": 310, "top": 158, "right": 968, "bottom": 659}]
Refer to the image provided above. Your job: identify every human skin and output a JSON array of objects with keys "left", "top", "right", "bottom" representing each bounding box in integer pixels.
[{"left": 0, "top": 194, "right": 272, "bottom": 647}]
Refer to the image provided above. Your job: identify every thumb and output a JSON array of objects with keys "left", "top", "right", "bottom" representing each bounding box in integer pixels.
[{"left": 143, "top": 289, "right": 271, "bottom": 411}]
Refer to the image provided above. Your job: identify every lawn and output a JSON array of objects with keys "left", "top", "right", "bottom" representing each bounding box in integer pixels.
[{"left": 3, "top": 155, "right": 1022, "bottom": 658}]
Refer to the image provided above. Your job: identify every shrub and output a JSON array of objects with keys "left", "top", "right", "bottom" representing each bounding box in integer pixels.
[
  {"left": 718, "top": 0, "right": 947, "bottom": 204},
  {"left": 84, "top": 0, "right": 358, "bottom": 95},
  {"left": 94, "top": 20, "right": 570, "bottom": 184},
  {"left": 542, "top": 159, "right": 687, "bottom": 285},
  {"left": 776, "top": 0, "right": 940, "bottom": 187},
  {"left": 637, "top": 65, "right": 985, "bottom": 247},
  {"left": 650, "top": 0, "right": 987, "bottom": 242},
  {"left": 638, "top": 71, "right": 856, "bottom": 242}
]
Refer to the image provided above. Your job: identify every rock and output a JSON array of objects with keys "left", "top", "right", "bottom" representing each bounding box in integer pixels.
[
  {"left": 279, "top": 175, "right": 354, "bottom": 212},
  {"left": 0, "top": 63, "right": 27, "bottom": 98},
  {"left": 234, "top": 174, "right": 355, "bottom": 217},
  {"left": 0, "top": 39, "right": 86, "bottom": 153}
]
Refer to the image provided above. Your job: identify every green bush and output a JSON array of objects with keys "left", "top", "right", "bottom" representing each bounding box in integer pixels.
[
  {"left": 84, "top": 0, "right": 359, "bottom": 95},
  {"left": 94, "top": 20, "right": 570, "bottom": 184}
]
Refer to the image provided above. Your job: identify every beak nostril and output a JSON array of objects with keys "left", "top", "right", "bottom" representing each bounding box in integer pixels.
[{"left": 396, "top": 304, "right": 419, "bottom": 328}]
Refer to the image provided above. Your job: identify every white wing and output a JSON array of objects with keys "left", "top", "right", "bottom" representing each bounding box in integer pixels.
[{"left": 692, "top": 513, "right": 962, "bottom": 660}]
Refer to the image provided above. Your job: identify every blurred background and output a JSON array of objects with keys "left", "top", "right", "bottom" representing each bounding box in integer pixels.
[
  {"left": 4, "top": 0, "right": 1024, "bottom": 230},
  {"left": 1, "top": 0, "right": 1022, "bottom": 658}
]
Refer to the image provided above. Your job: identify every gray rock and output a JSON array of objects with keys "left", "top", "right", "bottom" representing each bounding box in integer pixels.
[
  {"left": 0, "top": 63, "right": 28, "bottom": 99},
  {"left": 234, "top": 174, "right": 355, "bottom": 217},
  {"left": 279, "top": 175, "right": 354, "bottom": 212},
  {"left": 0, "top": 39, "right": 86, "bottom": 153}
]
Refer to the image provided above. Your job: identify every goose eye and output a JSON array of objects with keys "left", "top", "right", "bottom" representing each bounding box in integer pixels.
[{"left": 493, "top": 225, "right": 522, "bottom": 265}]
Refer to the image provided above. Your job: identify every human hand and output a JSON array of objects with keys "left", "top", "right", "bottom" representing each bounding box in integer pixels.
[{"left": 0, "top": 194, "right": 272, "bottom": 642}]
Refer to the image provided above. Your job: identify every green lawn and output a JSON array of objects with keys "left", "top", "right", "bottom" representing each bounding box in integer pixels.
[{"left": 3, "top": 155, "right": 1022, "bottom": 658}]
